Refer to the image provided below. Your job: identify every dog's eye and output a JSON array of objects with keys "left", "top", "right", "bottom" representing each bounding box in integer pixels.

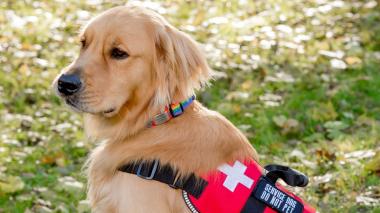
[
  {"left": 111, "top": 47, "right": 129, "bottom": 60},
  {"left": 80, "top": 39, "right": 86, "bottom": 48}
]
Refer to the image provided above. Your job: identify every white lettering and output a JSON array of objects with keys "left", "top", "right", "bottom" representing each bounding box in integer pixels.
[{"left": 261, "top": 191, "right": 267, "bottom": 200}]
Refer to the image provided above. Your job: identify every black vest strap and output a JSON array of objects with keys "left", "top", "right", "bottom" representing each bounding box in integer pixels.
[{"left": 118, "top": 160, "right": 208, "bottom": 199}]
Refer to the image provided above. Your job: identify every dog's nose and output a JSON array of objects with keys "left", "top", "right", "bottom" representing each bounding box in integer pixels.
[{"left": 57, "top": 73, "right": 82, "bottom": 96}]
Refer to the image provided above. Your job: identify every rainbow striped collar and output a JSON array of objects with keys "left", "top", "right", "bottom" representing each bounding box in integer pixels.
[{"left": 146, "top": 95, "right": 195, "bottom": 128}]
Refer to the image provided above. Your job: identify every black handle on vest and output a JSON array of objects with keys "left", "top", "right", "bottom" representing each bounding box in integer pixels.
[{"left": 264, "top": 164, "right": 309, "bottom": 187}]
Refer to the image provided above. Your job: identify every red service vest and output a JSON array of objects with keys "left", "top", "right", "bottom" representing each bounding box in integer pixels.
[{"left": 182, "top": 160, "right": 316, "bottom": 213}]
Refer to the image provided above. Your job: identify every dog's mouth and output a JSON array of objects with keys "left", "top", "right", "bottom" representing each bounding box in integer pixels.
[
  {"left": 61, "top": 94, "right": 119, "bottom": 117},
  {"left": 65, "top": 97, "right": 83, "bottom": 112},
  {"left": 102, "top": 107, "right": 117, "bottom": 117}
]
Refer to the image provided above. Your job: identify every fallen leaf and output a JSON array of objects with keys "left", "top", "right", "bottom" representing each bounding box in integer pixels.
[
  {"left": 319, "top": 50, "right": 345, "bottom": 59},
  {"left": 289, "top": 149, "right": 306, "bottom": 159},
  {"left": 330, "top": 59, "right": 347, "bottom": 70},
  {"left": 57, "top": 176, "right": 84, "bottom": 194},
  {"left": 316, "top": 148, "right": 336, "bottom": 161},
  {"left": 312, "top": 173, "right": 333, "bottom": 185},
  {"left": 31, "top": 205, "right": 53, "bottom": 213},
  {"left": 78, "top": 200, "right": 91, "bottom": 213},
  {"left": 273, "top": 115, "right": 287, "bottom": 127},
  {"left": 345, "top": 56, "right": 362, "bottom": 65},
  {"left": 365, "top": 152, "right": 380, "bottom": 176},
  {"left": 273, "top": 115, "right": 300, "bottom": 134},
  {"left": 344, "top": 150, "right": 376, "bottom": 160},
  {"left": 356, "top": 195, "right": 379, "bottom": 206},
  {"left": 259, "top": 93, "right": 283, "bottom": 107},
  {"left": 226, "top": 91, "right": 249, "bottom": 100},
  {"left": 0, "top": 174, "right": 25, "bottom": 194}
]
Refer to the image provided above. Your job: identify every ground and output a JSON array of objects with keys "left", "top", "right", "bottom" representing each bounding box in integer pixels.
[{"left": 0, "top": 0, "right": 379, "bottom": 212}]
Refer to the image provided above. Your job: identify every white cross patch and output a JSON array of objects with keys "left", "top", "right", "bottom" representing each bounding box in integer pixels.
[{"left": 218, "top": 161, "right": 254, "bottom": 192}]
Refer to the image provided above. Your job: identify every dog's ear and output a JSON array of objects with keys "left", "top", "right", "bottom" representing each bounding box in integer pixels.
[{"left": 153, "top": 25, "right": 211, "bottom": 106}]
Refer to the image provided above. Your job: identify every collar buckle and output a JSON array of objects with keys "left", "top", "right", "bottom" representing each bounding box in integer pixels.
[
  {"left": 146, "top": 95, "right": 195, "bottom": 128},
  {"left": 169, "top": 103, "right": 184, "bottom": 117},
  {"left": 136, "top": 160, "right": 159, "bottom": 180}
]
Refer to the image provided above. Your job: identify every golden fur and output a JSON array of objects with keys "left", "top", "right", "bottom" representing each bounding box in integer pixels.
[{"left": 54, "top": 5, "right": 258, "bottom": 212}]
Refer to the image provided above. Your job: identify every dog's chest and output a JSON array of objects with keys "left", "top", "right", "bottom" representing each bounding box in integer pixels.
[{"left": 89, "top": 171, "right": 190, "bottom": 213}]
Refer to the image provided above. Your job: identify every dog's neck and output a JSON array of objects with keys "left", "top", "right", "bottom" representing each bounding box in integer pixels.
[
  {"left": 83, "top": 88, "right": 189, "bottom": 142},
  {"left": 83, "top": 86, "right": 258, "bottom": 177}
]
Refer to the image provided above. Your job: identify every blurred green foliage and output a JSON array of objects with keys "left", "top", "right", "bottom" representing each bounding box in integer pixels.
[{"left": 0, "top": 0, "right": 380, "bottom": 212}]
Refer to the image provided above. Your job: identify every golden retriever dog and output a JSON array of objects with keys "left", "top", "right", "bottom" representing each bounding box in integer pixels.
[{"left": 53, "top": 5, "right": 257, "bottom": 212}]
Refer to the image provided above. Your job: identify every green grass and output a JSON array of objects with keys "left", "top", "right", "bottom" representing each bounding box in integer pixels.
[{"left": 1, "top": 0, "right": 379, "bottom": 212}]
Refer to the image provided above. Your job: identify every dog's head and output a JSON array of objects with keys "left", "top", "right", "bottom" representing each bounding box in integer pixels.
[{"left": 53, "top": 5, "right": 211, "bottom": 119}]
